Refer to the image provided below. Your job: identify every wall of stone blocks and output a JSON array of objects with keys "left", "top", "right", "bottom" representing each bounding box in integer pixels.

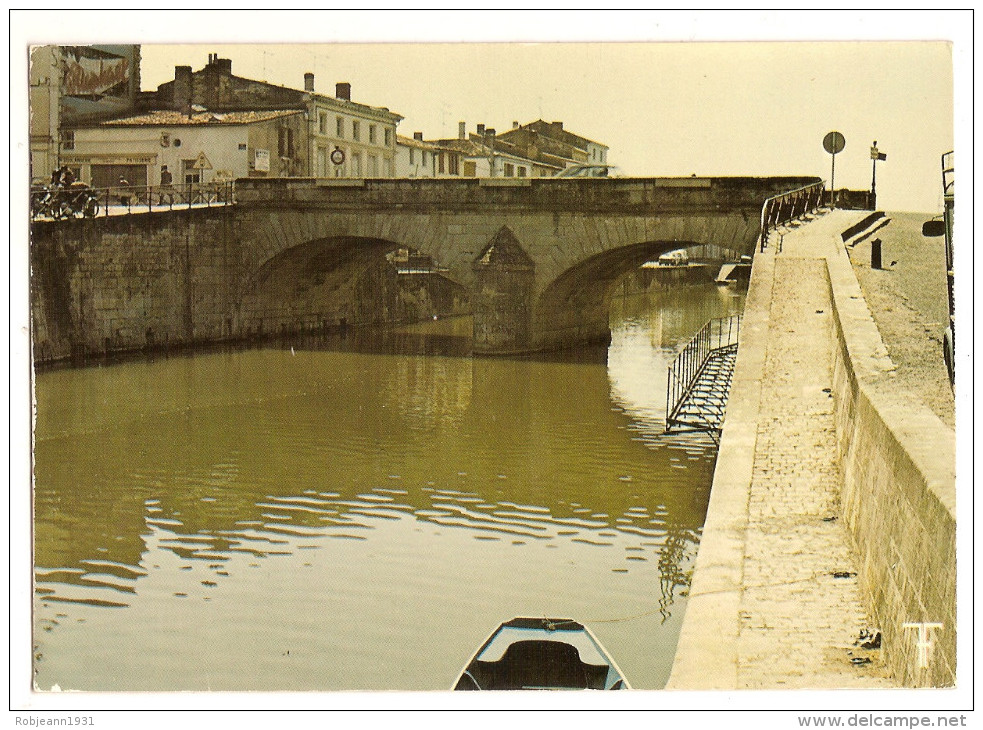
[
  {"left": 827, "top": 246, "right": 956, "bottom": 687},
  {"left": 30, "top": 208, "right": 240, "bottom": 363}
]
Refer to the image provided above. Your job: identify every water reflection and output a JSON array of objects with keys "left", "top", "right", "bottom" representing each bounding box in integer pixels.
[{"left": 33, "top": 281, "right": 744, "bottom": 691}]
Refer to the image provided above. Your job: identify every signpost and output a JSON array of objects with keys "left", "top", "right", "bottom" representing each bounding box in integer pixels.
[
  {"left": 823, "top": 131, "right": 846, "bottom": 209},
  {"left": 870, "top": 140, "right": 887, "bottom": 209}
]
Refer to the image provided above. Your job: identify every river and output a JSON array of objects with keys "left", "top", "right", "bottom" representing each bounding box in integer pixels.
[{"left": 32, "top": 281, "right": 745, "bottom": 692}]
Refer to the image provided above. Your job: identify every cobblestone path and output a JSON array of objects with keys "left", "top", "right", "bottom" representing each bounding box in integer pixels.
[{"left": 736, "top": 213, "right": 895, "bottom": 688}]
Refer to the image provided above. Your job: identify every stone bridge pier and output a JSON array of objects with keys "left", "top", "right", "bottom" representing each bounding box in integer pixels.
[{"left": 235, "top": 176, "right": 818, "bottom": 354}]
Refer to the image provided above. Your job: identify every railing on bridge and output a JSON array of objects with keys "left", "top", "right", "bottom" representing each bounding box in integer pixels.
[
  {"left": 759, "top": 181, "right": 825, "bottom": 252},
  {"left": 30, "top": 181, "right": 235, "bottom": 221},
  {"left": 666, "top": 314, "right": 741, "bottom": 438}
]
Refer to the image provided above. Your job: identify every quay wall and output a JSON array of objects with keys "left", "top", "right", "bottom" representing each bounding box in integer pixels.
[{"left": 825, "top": 243, "right": 956, "bottom": 687}]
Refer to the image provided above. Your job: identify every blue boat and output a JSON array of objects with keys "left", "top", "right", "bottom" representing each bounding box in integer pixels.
[{"left": 452, "top": 617, "right": 631, "bottom": 690}]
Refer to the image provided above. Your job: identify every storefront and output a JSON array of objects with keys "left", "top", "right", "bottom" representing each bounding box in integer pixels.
[{"left": 62, "top": 154, "right": 154, "bottom": 189}]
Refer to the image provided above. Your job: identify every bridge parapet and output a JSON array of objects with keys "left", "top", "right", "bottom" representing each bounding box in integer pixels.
[{"left": 234, "top": 176, "right": 822, "bottom": 215}]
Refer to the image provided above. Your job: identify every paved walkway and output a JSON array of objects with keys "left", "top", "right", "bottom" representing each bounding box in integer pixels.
[
  {"left": 737, "top": 212, "right": 893, "bottom": 688},
  {"left": 668, "top": 210, "right": 896, "bottom": 690}
]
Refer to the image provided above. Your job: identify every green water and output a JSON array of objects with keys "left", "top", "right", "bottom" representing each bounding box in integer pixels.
[{"left": 32, "top": 283, "right": 744, "bottom": 691}]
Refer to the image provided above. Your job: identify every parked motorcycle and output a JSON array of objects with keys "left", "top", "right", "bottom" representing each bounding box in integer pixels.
[
  {"left": 32, "top": 183, "right": 101, "bottom": 219},
  {"left": 62, "top": 182, "right": 101, "bottom": 218}
]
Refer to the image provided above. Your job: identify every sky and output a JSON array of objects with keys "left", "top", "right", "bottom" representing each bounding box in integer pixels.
[{"left": 13, "top": 10, "right": 967, "bottom": 213}]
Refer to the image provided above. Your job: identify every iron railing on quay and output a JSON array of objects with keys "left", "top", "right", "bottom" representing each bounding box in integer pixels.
[
  {"left": 30, "top": 180, "right": 236, "bottom": 220},
  {"left": 759, "top": 181, "right": 825, "bottom": 252},
  {"left": 666, "top": 314, "right": 741, "bottom": 429}
]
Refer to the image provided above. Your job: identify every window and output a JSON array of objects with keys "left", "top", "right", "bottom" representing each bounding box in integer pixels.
[
  {"left": 279, "top": 127, "right": 295, "bottom": 157},
  {"left": 422, "top": 151, "right": 428, "bottom": 166},
  {"left": 504, "top": 163, "right": 515, "bottom": 177},
  {"left": 336, "top": 116, "right": 344, "bottom": 137},
  {"left": 409, "top": 148, "right": 415, "bottom": 165},
  {"left": 438, "top": 152, "right": 445, "bottom": 174},
  {"left": 463, "top": 160, "right": 476, "bottom": 177},
  {"left": 384, "top": 128, "right": 392, "bottom": 147},
  {"left": 368, "top": 154, "right": 378, "bottom": 177},
  {"left": 517, "top": 166, "right": 526, "bottom": 178},
  {"left": 448, "top": 153, "right": 459, "bottom": 175},
  {"left": 352, "top": 121, "right": 360, "bottom": 141},
  {"left": 319, "top": 112, "right": 328, "bottom": 134},
  {"left": 384, "top": 158, "right": 393, "bottom": 177},
  {"left": 60, "top": 130, "right": 74, "bottom": 150},
  {"left": 369, "top": 125, "right": 376, "bottom": 144},
  {"left": 352, "top": 153, "right": 362, "bottom": 177},
  {"left": 318, "top": 147, "right": 327, "bottom": 176}
]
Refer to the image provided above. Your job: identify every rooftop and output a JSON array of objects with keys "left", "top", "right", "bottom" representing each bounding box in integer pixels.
[{"left": 89, "top": 109, "right": 304, "bottom": 127}]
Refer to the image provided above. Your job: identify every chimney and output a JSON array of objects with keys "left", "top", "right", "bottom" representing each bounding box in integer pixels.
[
  {"left": 215, "top": 58, "right": 232, "bottom": 75},
  {"left": 304, "top": 72, "right": 315, "bottom": 92},
  {"left": 485, "top": 128, "right": 496, "bottom": 137},
  {"left": 173, "top": 65, "right": 192, "bottom": 111},
  {"left": 477, "top": 123, "right": 485, "bottom": 135},
  {"left": 458, "top": 121, "right": 466, "bottom": 140},
  {"left": 513, "top": 121, "right": 519, "bottom": 129},
  {"left": 413, "top": 132, "right": 423, "bottom": 141},
  {"left": 336, "top": 82, "right": 351, "bottom": 101}
]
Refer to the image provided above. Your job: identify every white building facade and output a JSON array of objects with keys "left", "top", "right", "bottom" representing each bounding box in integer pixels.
[
  {"left": 63, "top": 109, "right": 306, "bottom": 189},
  {"left": 308, "top": 81, "right": 402, "bottom": 179}
]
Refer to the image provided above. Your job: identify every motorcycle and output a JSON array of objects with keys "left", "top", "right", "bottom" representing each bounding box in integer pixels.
[{"left": 61, "top": 182, "right": 101, "bottom": 218}]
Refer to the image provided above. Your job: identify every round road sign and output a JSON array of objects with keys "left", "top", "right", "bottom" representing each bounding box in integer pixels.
[{"left": 823, "top": 131, "right": 846, "bottom": 155}]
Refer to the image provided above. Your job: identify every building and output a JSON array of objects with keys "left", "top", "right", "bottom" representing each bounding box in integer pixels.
[
  {"left": 496, "top": 119, "right": 609, "bottom": 169},
  {"left": 396, "top": 131, "right": 467, "bottom": 178},
  {"left": 433, "top": 123, "right": 564, "bottom": 178},
  {"left": 29, "top": 44, "right": 141, "bottom": 182},
  {"left": 64, "top": 109, "right": 307, "bottom": 189},
  {"left": 395, "top": 133, "right": 438, "bottom": 178},
  {"left": 149, "top": 55, "right": 402, "bottom": 178}
]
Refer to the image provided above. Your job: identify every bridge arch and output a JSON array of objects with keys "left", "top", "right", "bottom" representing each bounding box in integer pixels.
[
  {"left": 235, "top": 235, "right": 468, "bottom": 337},
  {"left": 532, "top": 240, "right": 706, "bottom": 351}
]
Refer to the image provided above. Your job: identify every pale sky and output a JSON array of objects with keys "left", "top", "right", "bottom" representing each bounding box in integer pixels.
[{"left": 14, "top": 10, "right": 967, "bottom": 213}]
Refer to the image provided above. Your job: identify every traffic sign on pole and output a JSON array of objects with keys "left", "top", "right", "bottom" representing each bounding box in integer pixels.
[{"left": 823, "top": 131, "right": 845, "bottom": 208}]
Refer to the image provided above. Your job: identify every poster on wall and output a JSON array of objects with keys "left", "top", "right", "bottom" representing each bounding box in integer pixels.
[{"left": 254, "top": 148, "right": 270, "bottom": 173}]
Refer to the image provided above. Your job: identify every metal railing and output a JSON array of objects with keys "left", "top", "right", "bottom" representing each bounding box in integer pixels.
[
  {"left": 30, "top": 181, "right": 236, "bottom": 220},
  {"left": 759, "top": 181, "right": 825, "bottom": 252},
  {"left": 666, "top": 314, "right": 741, "bottom": 428}
]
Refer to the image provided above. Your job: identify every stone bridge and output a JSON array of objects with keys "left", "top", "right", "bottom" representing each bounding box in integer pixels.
[
  {"left": 234, "top": 176, "right": 818, "bottom": 353},
  {"left": 29, "top": 175, "right": 819, "bottom": 361}
]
